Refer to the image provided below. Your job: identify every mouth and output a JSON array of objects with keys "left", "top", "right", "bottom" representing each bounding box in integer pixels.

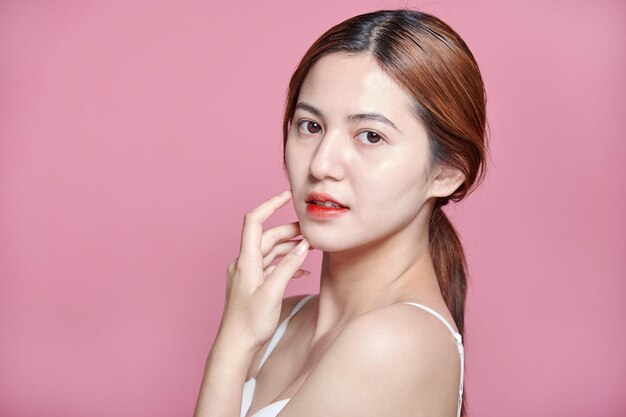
[
  {"left": 304, "top": 191, "right": 350, "bottom": 219},
  {"left": 305, "top": 191, "right": 349, "bottom": 209}
]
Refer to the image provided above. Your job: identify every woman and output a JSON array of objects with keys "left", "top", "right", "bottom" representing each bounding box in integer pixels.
[{"left": 194, "top": 8, "right": 488, "bottom": 417}]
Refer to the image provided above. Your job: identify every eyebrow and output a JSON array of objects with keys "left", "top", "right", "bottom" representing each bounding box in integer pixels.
[{"left": 295, "top": 102, "right": 401, "bottom": 133}]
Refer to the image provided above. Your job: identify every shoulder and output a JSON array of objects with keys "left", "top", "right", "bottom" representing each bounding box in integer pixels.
[
  {"left": 334, "top": 302, "right": 461, "bottom": 384},
  {"left": 279, "top": 302, "right": 462, "bottom": 417}
]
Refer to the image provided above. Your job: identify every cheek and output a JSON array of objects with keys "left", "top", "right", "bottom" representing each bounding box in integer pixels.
[
  {"left": 285, "top": 139, "right": 309, "bottom": 195},
  {"left": 284, "top": 139, "right": 299, "bottom": 180},
  {"left": 355, "top": 158, "right": 428, "bottom": 221}
]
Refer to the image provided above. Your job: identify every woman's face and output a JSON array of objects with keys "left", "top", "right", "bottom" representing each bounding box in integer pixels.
[{"left": 285, "top": 52, "right": 437, "bottom": 252}]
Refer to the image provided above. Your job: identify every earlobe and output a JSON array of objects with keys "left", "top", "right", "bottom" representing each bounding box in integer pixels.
[{"left": 431, "top": 165, "right": 465, "bottom": 198}]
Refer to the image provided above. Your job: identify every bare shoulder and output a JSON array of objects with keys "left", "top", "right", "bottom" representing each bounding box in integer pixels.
[{"left": 278, "top": 302, "right": 462, "bottom": 417}]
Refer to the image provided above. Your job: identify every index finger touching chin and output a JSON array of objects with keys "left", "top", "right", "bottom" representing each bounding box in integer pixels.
[{"left": 238, "top": 190, "right": 293, "bottom": 265}]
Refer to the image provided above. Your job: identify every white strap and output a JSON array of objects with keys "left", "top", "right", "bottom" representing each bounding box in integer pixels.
[
  {"left": 402, "top": 302, "right": 464, "bottom": 417},
  {"left": 256, "top": 294, "right": 316, "bottom": 374}
]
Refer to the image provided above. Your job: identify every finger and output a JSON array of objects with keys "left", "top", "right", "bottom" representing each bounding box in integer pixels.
[
  {"left": 239, "top": 190, "right": 293, "bottom": 268},
  {"left": 292, "top": 269, "right": 311, "bottom": 278},
  {"left": 265, "top": 238, "right": 310, "bottom": 292},
  {"left": 263, "top": 264, "right": 277, "bottom": 278},
  {"left": 264, "top": 265, "right": 310, "bottom": 279},
  {"left": 263, "top": 239, "right": 301, "bottom": 269},
  {"left": 260, "top": 221, "right": 301, "bottom": 257}
]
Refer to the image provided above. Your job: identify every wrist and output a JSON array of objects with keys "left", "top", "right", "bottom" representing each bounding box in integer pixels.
[
  {"left": 194, "top": 322, "right": 260, "bottom": 417},
  {"left": 214, "top": 323, "right": 261, "bottom": 361}
]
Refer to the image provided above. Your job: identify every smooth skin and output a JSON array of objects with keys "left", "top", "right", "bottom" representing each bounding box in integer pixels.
[{"left": 194, "top": 52, "right": 466, "bottom": 417}]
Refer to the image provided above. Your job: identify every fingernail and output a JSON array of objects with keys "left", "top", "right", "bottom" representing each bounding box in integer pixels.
[
  {"left": 281, "top": 189, "right": 292, "bottom": 196},
  {"left": 294, "top": 239, "right": 309, "bottom": 255}
]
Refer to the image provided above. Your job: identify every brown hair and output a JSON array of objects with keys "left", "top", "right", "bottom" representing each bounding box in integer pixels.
[{"left": 281, "top": 9, "right": 489, "bottom": 415}]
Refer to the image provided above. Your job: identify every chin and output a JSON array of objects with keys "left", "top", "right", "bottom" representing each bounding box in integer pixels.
[
  {"left": 307, "top": 242, "right": 348, "bottom": 253},
  {"left": 299, "top": 230, "right": 354, "bottom": 253}
]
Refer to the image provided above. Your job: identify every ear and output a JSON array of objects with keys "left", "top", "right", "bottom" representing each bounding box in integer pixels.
[{"left": 429, "top": 165, "right": 465, "bottom": 198}]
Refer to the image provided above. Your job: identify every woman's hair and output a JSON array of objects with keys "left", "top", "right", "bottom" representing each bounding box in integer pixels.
[{"left": 281, "top": 9, "right": 489, "bottom": 415}]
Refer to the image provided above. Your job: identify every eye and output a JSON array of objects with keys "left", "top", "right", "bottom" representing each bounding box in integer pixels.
[
  {"left": 295, "top": 120, "right": 386, "bottom": 146},
  {"left": 297, "top": 120, "right": 322, "bottom": 135},
  {"left": 355, "top": 130, "right": 385, "bottom": 145}
]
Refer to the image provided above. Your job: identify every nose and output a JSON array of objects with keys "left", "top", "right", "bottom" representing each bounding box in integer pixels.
[{"left": 308, "top": 128, "right": 346, "bottom": 181}]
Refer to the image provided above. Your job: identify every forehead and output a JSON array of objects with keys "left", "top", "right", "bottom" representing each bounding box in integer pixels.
[{"left": 297, "top": 53, "right": 416, "bottom": 122}]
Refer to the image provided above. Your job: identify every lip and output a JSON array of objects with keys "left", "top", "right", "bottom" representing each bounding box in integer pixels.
[
  {"left": 305, "top": 191, "right": 350, "bottom": 220},
  {"left": 306, "top": 203, "right": 350, "bottom": 219},
  {"left": 305, "top": 191, "right": 349, "bottom": 208}
]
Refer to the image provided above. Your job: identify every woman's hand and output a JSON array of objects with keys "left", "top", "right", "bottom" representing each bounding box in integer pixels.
[{"left": 218, "top": 189, "right": 311, "bottom": 351}]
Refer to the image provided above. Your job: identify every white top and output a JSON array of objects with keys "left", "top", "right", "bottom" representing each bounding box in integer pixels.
[{"left": 240, "top": 294, "right": 464, "bottom": 417}]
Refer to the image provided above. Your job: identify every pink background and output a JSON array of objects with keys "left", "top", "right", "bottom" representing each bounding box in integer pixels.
[{"left": 1, "top": 1, "right": 624, "bottom": 416}]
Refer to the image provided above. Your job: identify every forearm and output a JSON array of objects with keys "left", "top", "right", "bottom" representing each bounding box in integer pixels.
[{"left": 193, "top": 327, "right": 258, "bottom": 417}]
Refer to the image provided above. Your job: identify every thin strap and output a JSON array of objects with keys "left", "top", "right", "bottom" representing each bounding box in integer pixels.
[
  {"left": 402, "top": 302, "right": 464, "bottom": 417},
  {"left": 401, "top": 302, "right": 462, "bottom": 343},
  {"left": 255, "top": 294, "right": 316, "bottom": 374}
]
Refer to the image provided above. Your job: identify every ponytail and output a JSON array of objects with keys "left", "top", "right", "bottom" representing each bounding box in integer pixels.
[
  {"left": 429, "top": 201, "right": 468, "bottom": 336},
  {"left": 429, "top": 199, "right": 469, "bottom": 417}
]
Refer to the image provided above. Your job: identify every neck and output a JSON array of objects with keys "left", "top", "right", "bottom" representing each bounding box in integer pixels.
[{"left": 308, "top": 213, "right": 441, "bottom": 346}]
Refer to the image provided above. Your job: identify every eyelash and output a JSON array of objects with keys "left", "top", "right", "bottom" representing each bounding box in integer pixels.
[{"left": 296, "top": 119, "right": 386, "bottom": 146}]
